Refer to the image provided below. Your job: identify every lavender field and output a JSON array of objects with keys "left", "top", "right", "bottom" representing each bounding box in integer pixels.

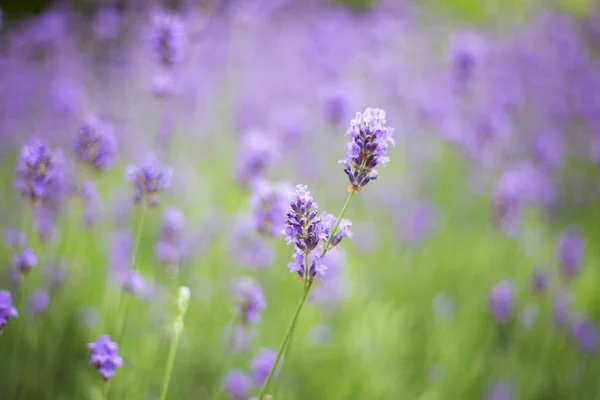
[{"left": 1, "top": 0, "right": 600, "bottom": 399}]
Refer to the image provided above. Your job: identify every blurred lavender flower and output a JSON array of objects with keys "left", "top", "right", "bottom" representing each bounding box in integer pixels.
[
  {"left": 29, "top": 289, "right": 49, "bottom": 315},
  {"left": 155, "top": 206, "right": 186, "bottom": 270},
  {"left": 447, "top": 31, "right": 486, "bottom": 91},
  {"left": 556, "top": 228, "right": 584, "bottom": 281},
  {"left": 13, "top": 248, "right": 38, "bottom": 277},
  {"left": 119, "top": 269, "right": 145, "bottom": 295},
  {"left": 486, "top": 380, "right": 513, "bottom": 400},
  {"left": 93, "top": 7, "right": 121, "bottom": 40},
  {"left": 341, "top": 108, "right": 394, "bottom": 191},
  {"left": 150, "top": 9, "right": 185, "bottom": 67},
  {"left": 223, "top": 369, "right": 251, "bottom": 399},
  {"left": 234, "top": 130, "right": 274, "bottom": 189},
  {"left": 320, "top": 84, "right": 354, "bottom": 126},
  {"left": 520, "top": 303, "right": 539, "bottom": 329},
  {"left": 488, "top": 280, "right": 514, "bottom": 323},
  {"left": 4, "top": 229, "right": 25, "bottom": 248},
  {"left": 531, "top": 269, "right": 548, "bottom": 294},
  {"left": 310, "top": 248, "right": 346, "bottom": 305},
  {"left": 126, "top": 154, "right": 173, "bottom": 207},
  {"left": 532, "top": 130, "right": 564, "bottom": 173},
  {"left": 249, "top": 179, "right": 293, "bottom": 237},
  {"left": 88, "top": 335, "right": 123, "bottom": 382},
  {"left": 570, "top": 316, "right": 598, "bottom": 353},
  {"left": 15, "top": 139, "right": 65, "bottom": 204},
  {"left": 73, "top": 115, "right": 118, "bottom": 172},
  {"left": 0, "top": 290, "right": 18, "bottom": 330},
  {"left": 554, "top": 291, "right": 572, "bottom": 327},
  {"left": 250, "top": 348, "right": 279, "bottom": 386},
  {"left": 234, "top": 278, "right": 266, "bottom": 325},
  {"left": 81, "top": 180, "right": 101, "bottom": 227},
  {"left": 229, "top": 216, "right": 275, "bottom": 269}
]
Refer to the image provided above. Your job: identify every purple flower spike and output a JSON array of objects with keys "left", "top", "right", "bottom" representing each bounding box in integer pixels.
[
  {"left": 233, "top": 278, "right": 266, "bottom": 325},
  {"left": 88, "top": 335, "right": 123, "bottom": 382},
  {"left": 340, "top": 108, "right": 394, "bottom": 191},
  {"left": 288, "top": 249, "right": 326, "bottom": 278},
  {"left": 486, "top": 380, "right": 513, "bottom": 400},
  {"left": 250, "top": 348, "right": 280, "bottom": 386},
  {"left": 488, "top": 280, "right": 514, "bottom": 323},
  {"left": 553, "top": 291, "right": 572, "bottom": 327},
  {"left": 531, "top": 269, "right": 548, "bottom": 294},
  {"left": 321, "top": 212, "right": 353, "bottom": 248},
  {"left": 13, "top": 248, "right": 38, "bottom": 277},
  {"left": 570, "top": 316, "right": 598, "bottom": 354},
  {"left": 150, "top": 9, "right": 185, "bottom": 67},
  {"left": 29, "top": 289, "right": 49, "bottom": 315},
  {"left": 126, "top": 154, "right": 172, "bottom": 207},
  {"left": 73, "top": 115, "right": 118, "bottom": 172},
  {"left": 557, "top": 228, "right": 584, "bottom": 281},
  {"left": 223, "top": 369, "right": 251, "bottom": 399},
  {"left": 283, "top": 185, "right": 326, "bottom": 254},
  {"left": 155, "top": 206, "right": 186, "bottom": 268},
  {"left": 234, "top": 130, "right": 274, "bottom": 189},
  {"left": 15, "top": 139, "right": 65, "bottom": 204},
  {"left": 447, "top": 32, "right": 486, "bottom": 91},
  {"left": 0, "top": 290, "right": 18, "bottom": 330},
  {"left": 249, "top": 179, "right": 294, "bottom": 237}
]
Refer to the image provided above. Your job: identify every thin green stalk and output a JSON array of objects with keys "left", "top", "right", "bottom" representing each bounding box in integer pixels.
[
  {"left": 257, "top": 282, "right": 312, "bottom": 400},
  {"left": 159, "top": 327, "right": 181, "bottom": 400},
  {"left": 257, "top": 189, "right": 356, "bottom": 400}
]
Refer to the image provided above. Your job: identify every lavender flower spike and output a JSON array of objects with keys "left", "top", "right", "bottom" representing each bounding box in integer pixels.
[
  {"left": 321, "top": 211, "right": 353, "bottom": 248},
  {"left": 73, "top": 115, "right": 118, "bottom": 171},
  {"left": 340, "top": 108, "right": 394, "bottom": 191},
  {"left": 283, "top": 185, "right": 326, "bottom": 254},
  {"left": 88, "top": 335, "right": 123, "bottom": 382},
  {"left": 126, "top": 153, "right": 172, "bottom": 207},
  {"left": 234, "top": 278, "right": 266, "bottom": 325},
  {"left": 150, "top": 9, "right": 185, "bottom": 67},
  {"left": 557, "top": 228, "right": 584, "bottom": 281},
  {"left": 15, "top": 139, "right": 65, "bottom": 204},
  {"left": 224, "top": 369, "right": 251, "bottom": 399},
  {"left": 0, "top": 290, "right": 18, "bottom": 330},
  {"left": 251, "top": 348, "right": 280, "bottom": 386},
  {"left": 13, "top": 248, "right": 38, "bottom": 277},
  {"left": 488, "top": 280, "right": 514, "bottom": 323}
]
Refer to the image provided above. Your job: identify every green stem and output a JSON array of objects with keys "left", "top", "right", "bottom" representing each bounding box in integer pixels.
[
  {"left": 257, "top": 189, "right": 356, "bottom": 400},
  {"left": 257, "top": 281, "right": 312, "bottom": 400},
  {"left": 159, "top": 328, "right": 181, "bottom": 400}
]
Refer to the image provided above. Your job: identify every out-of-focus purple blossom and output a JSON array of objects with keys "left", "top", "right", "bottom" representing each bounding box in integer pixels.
[
  {"left": 88, "top": 335, "right": 123, "bottom": 382},
  {"left": 15, "top": 139, "right": 65, "bottom": 204},
  {"left": 556, "top": 228, "right": 584, "bottom": 281},
  {"left": 229, "top": 216, "right": 275, "bottom": 269},
  {"left": 93, "top": 7, "right": 121, "bottom": 40},
  {"left": 249, "top": 179, "right": 293, "bottom": 237},
  {"left": 126, "top": 154, "right": 172, "bottom": 207},
  {"left": 223, "top": 369, "right": 251, "bottom": 399},
  {"left": 554, "top": 291, "right": 572, "bottom": 327},
  {"left": 401, "top": 201, "right": 438, "bottom": 245},
  {"left": 13, "top": 248, "right": 38, "bottom": 277},
  {"left": 486, "top": 380, "right": 513, "bottom": 400},
  {"left": 150, "top": 71, "right": 177, "bottom": 98},
  {"left": 310, "top": 248, "right": 346, "bottom": 305},
  {"left": 118, "top": 269, "right": 145, "bottom": 295},
  {"left": 447, "top": 31, "right": 486, "bottom": 91},
  {"left": 570, "top": 316, "right": 598, "bottom": 353},
  {"left": 73, "top": 115, "right": 118, "bottom": 172},
  {"left": 531, "top": 269, "right": 548, "bottom": 294},
  {"left": 150, "top": 9, "right": 185, "bottom": 67},
  {"left": 155, "top": 206, "right": 186, "bottom": 269},
  {"left": 4, "top": 229, "right": 26, "bottom": 248},
  {"left": 532, "top": 131, "right": 564, "bottom": 172},
  {"left": 33, "top": 204, "right": 59, "bottom": 244},
  {"left": 320, "top": 212, "right": 353, "bottom": 249},
  {"left": 233, "top": 278, "right": 266, "bottom": 325},
  {"left": 520, "top": 303, "right": 539, "bottom": 329},
  {"left": 341, "top": 108, "right": 394, "bottom": 190},
  {"left": 488, "top": 280, "right": 514, "bottom": 323},
  {"left": 81, "top": 180, "right": 101, "bottom": 227},
  {"left": 320, "top": 84, "right": 354, "bottom": 126},
  {"left": 0, "top": 290, "right": 18, "bottom": 330},
  {"left": 250, "top": 347, "right": 279, "bottom": 386},
  {"left": 29, "top": 289, "right": 49, "bottom": 315},
  {"left": 234, "top": 130, "right": 275, "bottom": 189}
]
